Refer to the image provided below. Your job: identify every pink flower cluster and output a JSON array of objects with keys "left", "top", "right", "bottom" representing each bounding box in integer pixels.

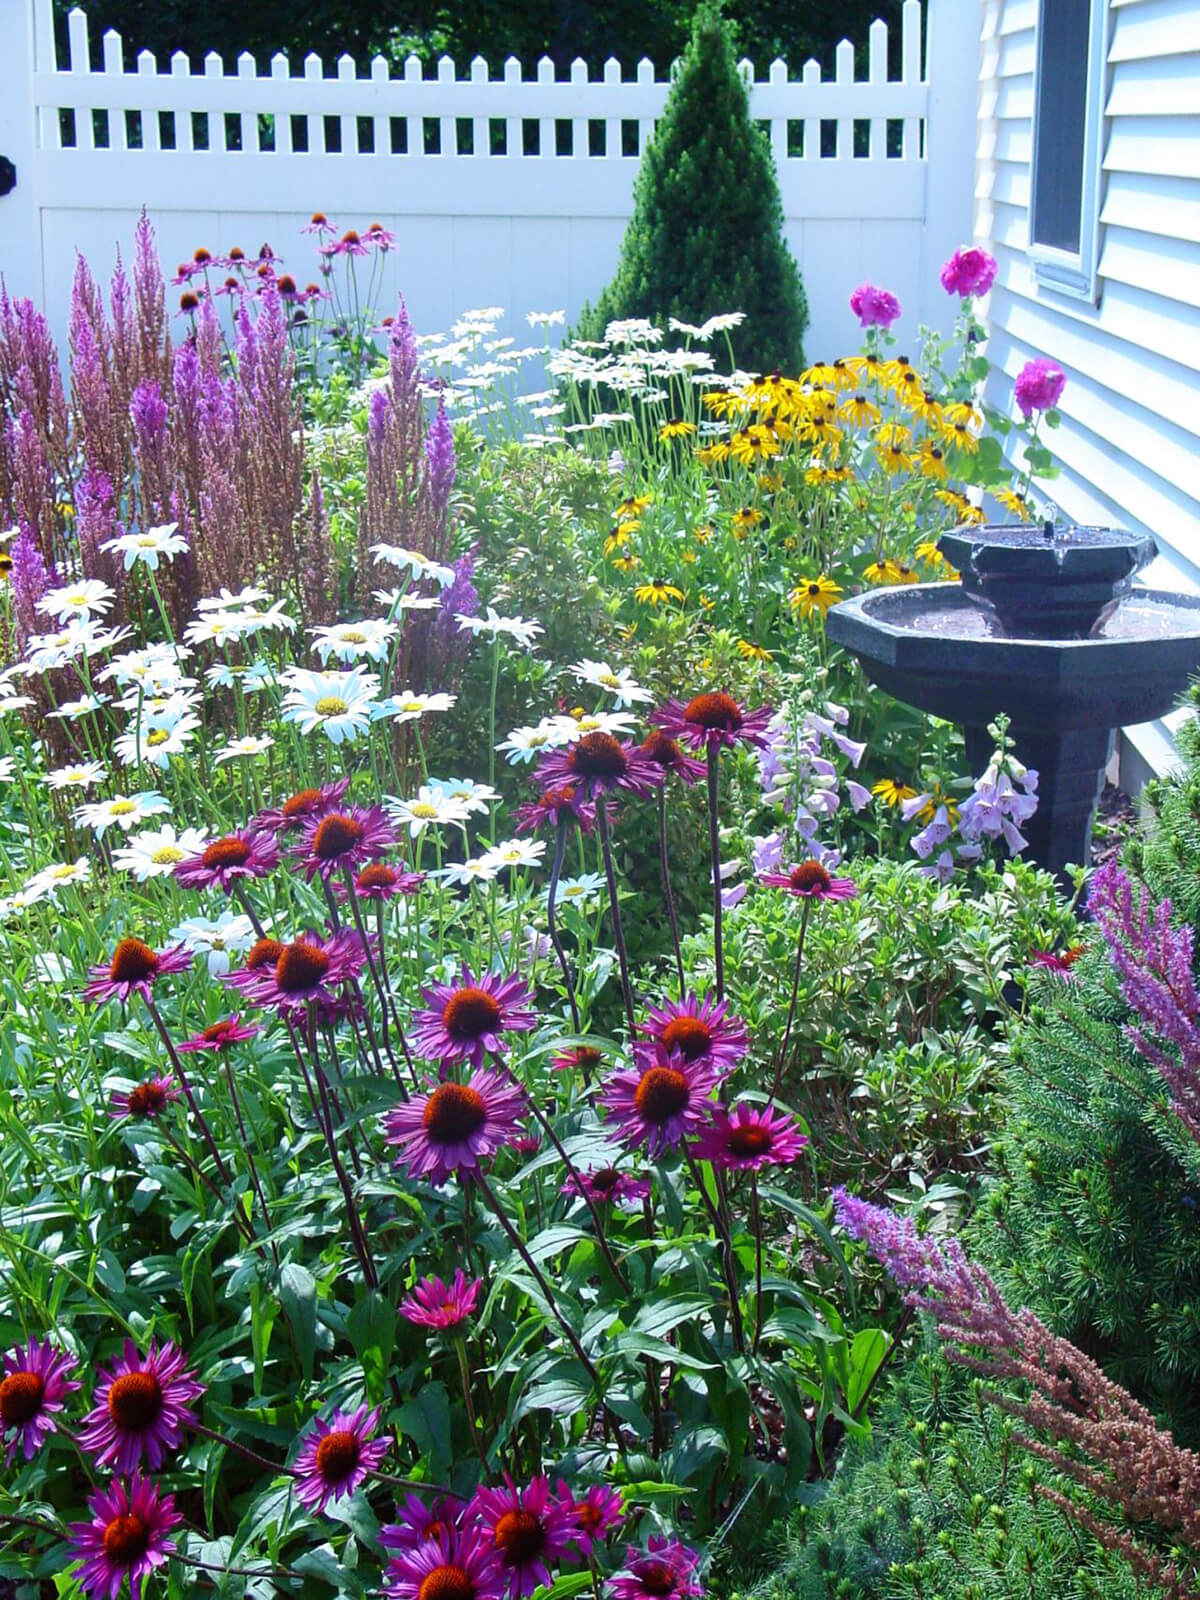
[
  {"left": 940, "top": 245, "right": 998, "bottom": 299},
  {"left": 1014, "top": 355, "right": 1067, "bottom": 417},
  {"left": 849, "top": 283, "right": 902, "bottom": 329}
]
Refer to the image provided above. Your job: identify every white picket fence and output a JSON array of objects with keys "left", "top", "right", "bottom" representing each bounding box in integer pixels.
[{"left": 0, "top": 0, "right": 979, "bottom": 357}]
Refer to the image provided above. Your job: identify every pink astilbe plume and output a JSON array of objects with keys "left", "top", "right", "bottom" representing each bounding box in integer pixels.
[{"left": 1088, "top": 860, "right": 1200, "bottom": 1153}]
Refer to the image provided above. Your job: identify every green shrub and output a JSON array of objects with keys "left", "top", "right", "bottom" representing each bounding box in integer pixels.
[{"left": 574, "top": 2, "right": 809, "bottom": 374}]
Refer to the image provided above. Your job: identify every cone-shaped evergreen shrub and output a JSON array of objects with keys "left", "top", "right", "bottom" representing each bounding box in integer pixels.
[{"left": 575, "top": 2, "right": 808, "bottom": 373}]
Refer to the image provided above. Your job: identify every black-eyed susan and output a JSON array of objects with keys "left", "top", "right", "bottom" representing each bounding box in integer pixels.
[
  {"left": 659, "top": 419, "right": 697, "bottom": 441},
  {"left": 732, "top": 507, "right": 765, "bottom": 531},
  {"left": 736, "top": 639, "right": 773, "bottom": 662},
  {"left": 892, "top": 367, "right": 924, "bottom": 405},
  {"left": 701, "top": 388, "right": 743, "bottom": 419},
  {"left": 944, "top": 401, "right": 982, "bottom": 430},
  {"left": 916, "top": 540, "right": 955, "bottom": 574},
  {"left": 0, "top": 552, "right": 12, "bottom": 580},
  {"left": 693, "top": 524, "right": 712, "bottom": 544},
  {"left": 797, "top": 414, "right": 843, "bottom": 451},
  {"left": 994, "top": 486, "right": 1032, "bottom": 521},
  {"left": 698, "top": 594, "right": 716, "bottom": 611},
  {"left": 872, "top": 778, "right": 918, "bottom": 808},
  {"left": 789, "top": 575, "right": 843, "bottom": 620},
  {"left": 918, "top": 442, "right": 949, "bottom": 481},
  {"left": 839, "top": 393, "right": 881, "bottom": 429},
  {"left": 805, "top": 464, "right": 852, "bottom": 486},
  {"left": 758, "top": 472, "right": 784, "bottom": 493},
  {"left": 933, "top": 488, "right": 973, "bottom": 519},
  {"left": 695, "top": 441, "right": 730, "bottom": 467},
  {"left": 877, "top": 421, "right": 912, "bottom": 447},
  {"left": 944, "top": 419, "right": 980, "bottom": 455},
  {"left": 875, "top": 441, "right": 913, "bottom": 476},
  {"left": 803, "top": 361, "right": 839, "bottom": 386},
  {"left": 729, "top": 426, "right": 780, "bottom": 466},
  {"left": 633, "top": 578, "right": 683, "bottom": 607},
  {"left": 864, "top": 557, "right": 903, "bottom": 585},
  {"left": 845, "top": 353, "right": 886, "bottom": 384},
  {"left": 603, "top": 525, "right": 634, "bottom": 555},
  {"left": 892, "top": 561, "right": 919, "bottom": 584},
  {"left": 612, "top": 553, "right": 641, "bottom": 573},
  {"left": 615, "top": 495, "right": 652, "bottom": 518}
]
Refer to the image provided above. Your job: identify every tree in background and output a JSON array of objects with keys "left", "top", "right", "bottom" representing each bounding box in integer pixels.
[
  {"left": 58, "top": 0, "right": 904, "bottom": 74},
  {"left": 573, "top": 3, "right": 808, "bottom": 374}
]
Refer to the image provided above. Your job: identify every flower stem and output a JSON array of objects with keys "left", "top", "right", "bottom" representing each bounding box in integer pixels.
[
  {"left": 771, "top": 899, "right": 812, "bottom": 1101},
  {"left": 684, "top": 1149, "right": 745, "bottom": 1355},
  {"left": 546, "top": 818, "right": 581, "bottom": 1034},
  {"left": 657, "top": 787, "right": 686, "bottom": 998},
  {"left": 595, "top": 796, "right": 637, "bottom": 1042},
  {"left": 143, "top": 997, "right": 233, "bottom": 1187},
  {"left": 751, "top": 1173, "right": 764, "bottom": 1355},
  {"left": 706, "top": 745, "right": 725, "bottom": 1001}
]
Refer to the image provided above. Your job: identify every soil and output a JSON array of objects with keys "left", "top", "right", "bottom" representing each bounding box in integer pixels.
[{"left": 1091, "top": 783, "right": 1137, "bottom": 868}]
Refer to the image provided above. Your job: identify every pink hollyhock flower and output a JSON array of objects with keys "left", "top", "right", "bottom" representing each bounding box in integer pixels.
[
  {"left": 471, "top": 1475, "right": 575, "bottom": 1598},
  {"left": 1014, "top": 356, "right": 1066, "bottom": 418},
  {"left": 692, "top": 1102, "right": 809, "bottom": 1171},
  {"left": 940, "top": 246, "right": 998, "bottom": 298},
  {"left": 601, "top": 1043, "right": 724, "bottom": 1159},
  {"left": 79, "top": 1339, "right": 204, "bottom": 1474},
  {"left": 293, "top": 1403, "right": 390, "bottom": 1513},
  {"left": 640, "top": 992, "right": 748, "bottom": 1073},
  {"left": 83, "top": 937, "right": 193, "bottom": 1006},
  {"left": 384, "top": 1067, "right": 526, "bottom": 1186},
  {"left": 610, "top": 1536, "right": 705, "bottom": 1600},
  {"left": 652, "top": 692, "right": 773, "bottom": 754},
  {"left": 1, "top": 1338, "right": 80, "bottom": 1464},
  {"left": 759, "top": 860, "right": 857, "bottom": 900},
  {"left": 849, "top": 284, "right": 902, "bottom": 329},
  {"left": 410, "top": 965, "right": 537, "bottom": 1068},
  {"left": 399, "top": 1269, "right": 484, "bottom": 1330},
  {"left": 68, "top": 1473, "right": 182, "bottom": 1600}
]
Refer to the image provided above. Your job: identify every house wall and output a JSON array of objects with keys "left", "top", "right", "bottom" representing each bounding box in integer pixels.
[{"left": 975, "top": 0, "right": 1200, "bottom": 777}]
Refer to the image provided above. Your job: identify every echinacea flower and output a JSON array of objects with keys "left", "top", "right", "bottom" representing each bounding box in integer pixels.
[
  {"left": 514, "top": 785, "right": 596, "bottom": 835},
  {"left": 110, "top": 1075, "right": 183, "bottom": 1121},
  {"left": 1, "top": 1338, "right": 80, "bottom": 1464},
  {"left": 176, "top": 1014, "right": 261, "bottom": 1053},
  {"left": 561, "top": 1167, "right": 650, "bottom": 1207},
  {"left": 78, "top": 1339, "right": 204, "bottom": 1474},
  {"left": 384, "top": 1067, "right": 526, "bottom": 1187},
  {"left": 555, "top": 1482, "right": 625, "bottom": 1553},
  {"left": 639, "top": 993, "right": 747, "bottom": 1074},
  {"left": 410, "top": 966, "right": 537, "bottom": 1068},
  {"left": 652, "top": 692, "right": 773, "bottom": 754},
  {"left": 551, "top": 1044, "right": 606, "bottom": 1074},
  {"left": 399, "top": 1269, "right": 483, "bottom": 1330},
  {"left": 1030, "top": 945, "right": 1086, "bottom": 977},
  {"left": 601, "top": 1043, "right": 724, "bottom": 1159},
  {"left": 174, "top": 828, "right": 279, "bottom": 891},
  {"left": 83, "top": 938, "right": 193, "bottom": 1006},
  {"left": 230, "top": 928, "right": 368, "bottom": 1013},
  {"left": 294, "top": 805, "right": 397, "bottom": 882},
  {"left": 610, "top": 1536, "right": 704, "bottom": 1600},
  {"left": 637, "top": 730, "right": 706, "bottom": 786},
  {"left": 349, "top": 862, "right": 426, "bottom": 901},
  {"left": 692, "top": 1102, "right": 808, "bottom": 1170},
  {"left": 471, "top": 1475, "right": 575, "bottom": 1599},
  {"left": 535, "top": 731, "right": 662, "bottom": 802},
  {"left": 386, "top": 1529, "right": 503, "bottom": 1600},
  {"left": 293, "top": 1403, "right": 390, "bottom": 1513},
  {"left": 68, "top": 1473, "right": 182, "bottom": 1600},
  {"left": 759, "top": 860, "right": 857, "bottom": 901},
  {"left": 254, "top": 777, "right": 352, "bottom": 834}
]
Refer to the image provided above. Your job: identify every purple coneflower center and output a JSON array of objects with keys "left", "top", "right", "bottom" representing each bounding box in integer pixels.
[
  {"left": 683, "top": 691, "right": 741, "bottom": 732},
  {"left": 282, "top": 788, "right": 324, "bottom": 820},
  {"left": 640, "top": 731, "right": 681, "bottom": 767},
  {"left": 442, "top": 988, "right": 503, "bottom": 1041},
  {"left": 200, "top": 1021, "right": 235, "bottom": 1045},
  {"left": 246, "top": 938, "right": 284, "bottom": 970},
  {"left": 589, "top": 1168, "right": 621, "bottom": 1196},
  {"left": 423, "top": 1083, "right": 488, "bottom": 1143},
  {"left": 0, "top": 1369, "right": 44, "bottom": 1425},
  {"left": 201, "top": 836, "right": 251, "bottom": 870},
  {"left": 315, "top": 1428, "right": 360, "bottom": 1482},
  {"left": 659, "top": 1016, "right": 713, "bottom": 1062},
  {"left": 275, "top": 941, "right": 330, "bottom": 992},
  {"left": 102, "top": 1512, "right": 150, "bottom": 1564},
  {"left": 358, "top": 864, "right": 398, "bottom": 891},
  {"left": 541, "top": 784, "right": 577, "bottom": 811},
  {"left": 637, "top": 1560, "right": 678, "bottom": 1597},
  {"left": 126, "top": 1081, "right": 168, "bottom": 1117},
  {"left": 727, "top": 1124, "right": 773, "bottom": 1158},
  {"left": 107, "top": 1370, "right": 163, "bottom": 1430},
  {"left": 494, "top": 1509, "right": 546, "bottom": 1563},
  {"left": 313, "top": 814, "right": 365, "bottom": 860},
  {"left": 418, "top": 1565, "right": 475, "bottom": 1600},
  {"left": 109, "top": 938, "right": 159, "bottom": 984},
  {"left": 633, "top": 1066, "right": 691, "bottom": 1124},
  {"left": 789, "top": 860, "right": 831, "bottom": 895},
  {"left": 568, "top": 732, "right": 627, "bottom": 779}
]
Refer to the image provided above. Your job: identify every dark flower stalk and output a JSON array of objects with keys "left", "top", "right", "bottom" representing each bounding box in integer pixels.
[
  {"left": 706, "top": 747, "right": 725, "bottom": 1000},
  {"left": 141, "top": 997, "right": 232, "bottom": 1187},
  {"left": 771, "top": 901, "right": 811, "bottom": 1101},
  {"left": 657, "top": 787, "right": 686, "bottom": 998},
  {"left": 596, "top": 797, "right": 638, "bottom": 1041},
  {"left": 683, "top": 1148, "right": 745, "bottom": 1354},
  {"left": 546, "top": 817, "right": 582, "bottom": 1035}
]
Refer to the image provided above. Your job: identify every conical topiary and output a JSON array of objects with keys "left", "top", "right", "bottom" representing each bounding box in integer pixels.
[{"left": 575, "top": 1, "right": 808, "bottom": 373}]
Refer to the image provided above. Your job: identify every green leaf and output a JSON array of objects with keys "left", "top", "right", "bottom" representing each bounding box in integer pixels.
[
  {"left": 279, "top": 1261, "right": 318, "bottom": 1381},
  {"left": 347, "top": 1291, "right": 396, "bottom": 1404},
  {"left": 612, "top": 1331, "right": 717, "bottom": 1371},
  {"left": 631, "top": 1294, "right": 711, "bottom": 1339},
  {"left": 395, "top": 1381, "right": 451, "bottom": 1479},
  {"left": 846, "top": 1327, "right": 892, "bottom": 1416}
]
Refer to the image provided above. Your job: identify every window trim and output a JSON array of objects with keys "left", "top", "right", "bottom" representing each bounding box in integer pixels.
[{"left": 1028, "top": 0, "right": 1111, "bottom": 303}]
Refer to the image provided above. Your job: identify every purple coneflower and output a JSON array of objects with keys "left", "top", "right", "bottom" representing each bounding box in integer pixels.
[
  {"left": 173, "top": 828, "right": 279, "bottom": 891},
  {"left": 83, "top": 938, "right": 193, "bottom": 1006},
  {"left": 79, "top": 1339, "right": 204, "bottom": 1474},
  {"left": 759, "top": 860, "right": 857, "bottom": 900},
  {"left": 561, "top": 1167, "right": 650, "bottom": 1207},
  {"left": 382, "top": 1491, "right": 462, "bottom": 1552},
  {"left": 386, "top": 1529, "right": 502, "bottom": 1600},
  {"left": 471, "top": 1475, "right": 574, "bottom": 1599},
  {"left": 68, "top": 1473, "right": 182, "bottom": 1600},
  {"left": 1, "top": 1338, "right": 80, "bottom": 1464},
  {"left": 555, "top": 1481, "right": 624, "bottom": 1553},
  {"left": 399, "top": 1269, "right": 483, "bottom": 1330},
  {"left": 410, "top": 966, "right": 537, "bottom": 1069},
  {"left": 220, "top": 937, "right": 285, "bottom": 995},
  {"left": 535, "top": 732, "right": 662, "bottom": 802},
  {"left": 384, "top": 1068, "right": 525, "bottom": 1187},
  {"left": 176, "top": 1015, "right": 261, "bottom": 1053},
  {"left": 254, "top": 777, "right": 351, "bottom": 834},
  {"left": 1030, "top": 944, "right": 1086, "bottom": 977},
  {"left": 640, "top": 993, "right": 747, "bottom": 1074},
  {"left": 639, "top": 729, "right": 706, "bottom": 785},
  {"left": 294, "top": 1403, "right": 390, "bottom": 1513},
  {"left": 601, "top": 1044, "right": 723, "bottom": 1159},
  {"left": 348, "top": 862, "right": 426, "bottom": 901},
  {"left": 295, "top": 804, "right": 397, "bottom": 882},
  {"left": 234, "top": 929, "right": 368, "bottom": 1012},
  {"left": 551, "top": 1044, "right": 606, "bottom": 1075},
  {"left": 110, "top": 1076, "right": 182, "bottom": 1121},
  {"left": 514, "top": 784, "right": 596, "bottom": 835},
  {"left": 652, "top": 691, "right": 772, "bottom": 753},
  {"left": 610, "top": 1537, "right": 705, "bottom": 1600},
  {"left": 692, "top": 1102, "right": 808, "bottom": 1171}
]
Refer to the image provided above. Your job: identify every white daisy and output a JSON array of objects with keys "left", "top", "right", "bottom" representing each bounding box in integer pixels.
[
  {"left": 205, "top": 660, "right": 276, "bottom": 692},
  {"left": 112, "top": 823, "right": 209, "bottom": 880},
  {"left": 370, "top": 544, "right": 456, "bottom": 587},
  {"left": 214, "top": 734, "right": 275, "bottom": 765},
  {"left": 101, "top": 521, "right": 188, "bottom": 571},
  {"left": 373, "top": 590, "right": 443, "bottom": 613},
  {"left": 234, "top": 599, "right": 297, "bottom": 635},
  {"left": 169, "top": 910, "right": 256, "bottom": 975},
  {"left": 0, "top": 694, "right": 34, "bottom": 717},
  {"left": 549, "top": 710, "right": 639, "bottom": 741},
  {"left": 438, "top": 856, "right": 500, "bottom": 888},
  {"left": 0, "top": 756, "right": 15, "bottom": 783},
  {"left": 455, "top": 607, "right": 543, "bottom": 650},
  {"left": 37, "top": 579, "right": 116, "bottom": 621},
  {"left": 426, "top": 777, "right": 498, "bottom": 815},
  {"left": 25, "top": 858, "right": 92, "bottom": 897},
  {"left": 184, "top": 612, "right": 259, "bottom": 649},
  {"left": 570, "top": 660, "right": 654, "bottom": 707},
  {"left": 479, "top": 838, "right": 546, "bottom": 872},
  {"left": 47, "top": 693, "right": 109, "bottom": 718},
  {"left": 114, "top": 712, "right": 202, "bottom": 769},
  {"left": 44, "top": 761, "right": 107, "bottom": 791},
  {"left": 389, "top": 785, "right": 473, "bottom": 836},
  {"left": 555, "top": 873, "right": 607, "bottom": 905},
  {"left": 375, "top": 690, "right": 457, "bottom": 724},
  {"left": 74, "top": 791, "right": 171, "bottom": 835},
  {"left": 99, "top": 644, "right": 192, "bottom": 688},
  {"left": 310, "top": 618, "right": 397, "bottom": 664},
  {"left": 0, "top": 886, "right": 52, "bottom": 916},
  {"left": 527, "top": 310, "right": 566, "bottom": 327},
  {"left": 495, "top": 718, "right": 574, "bottom": 764},
  {"left": 281, "top": 666, "right": 380, "bottom": 744},
  {"left": 196, "top": 586, "right": 271, "bottom": 613}
]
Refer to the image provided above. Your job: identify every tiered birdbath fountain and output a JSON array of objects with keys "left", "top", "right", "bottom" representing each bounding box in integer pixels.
[{"left": 826, "top": 522, "right": 1200, "bottom": 882}]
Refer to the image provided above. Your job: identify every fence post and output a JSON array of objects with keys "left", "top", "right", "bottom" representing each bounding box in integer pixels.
[
  {"left": 919, "top": 0, "right": 980, "bottom": 329},
  {"left": 0, "top": 0, "right": 45, "bottom": 306}
]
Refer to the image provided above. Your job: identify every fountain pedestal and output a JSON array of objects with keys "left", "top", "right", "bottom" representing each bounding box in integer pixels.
[{"left": 827, "top": 523, "right": 1200, "bottom": 885}]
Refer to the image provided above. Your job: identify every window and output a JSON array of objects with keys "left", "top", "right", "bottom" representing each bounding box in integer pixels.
[{"left": 1029, "top": 0, "right": 1110, "bottom": 301}]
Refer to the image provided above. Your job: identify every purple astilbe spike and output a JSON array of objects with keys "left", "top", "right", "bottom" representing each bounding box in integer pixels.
[
  {"left": 368, "top": 386, "right": 392, "bottom": 451},
  {"left": 5, "top": 409, "right": 57, "bottom": 568},
  {"left": 411, "top": 543, "right": 477, "bottom": 695},
  {"left": 301, "top": 474, "right": 337, "bottom": 627},
  {"left": 388, "top": 295, "right": 421, "bottom": 401},
  {"left": 133, "top": 207, "right": 172, "bottom": 388},
  {"left": 108, "top": 248, "right": 138, "bottom": 406},
  {"left": 195, "top": 294, "right": 224, "bottom": 376},
  {"left": 425, "top": 394, "right": 455, "bottom": 532},
  {"left": 234, "top": 284, "right": 304, "bottom": 609},
  {"left": 75, "top": 465, "right": 123, "bottom": 601},
  {"left": 0, "top": 295, "right": 69, "bottom": 482},
  {"left": 9, "top": 526, "right": 51, "bottom": 651}
]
